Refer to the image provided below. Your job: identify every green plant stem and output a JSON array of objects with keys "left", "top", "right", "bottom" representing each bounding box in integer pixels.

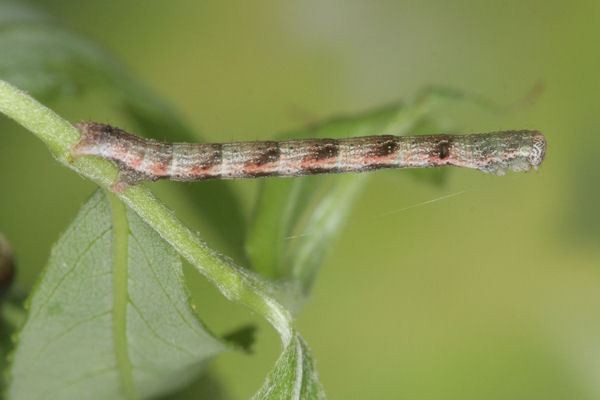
[{"left": 0, "top": 80, "right": 294, "bottom": 345}]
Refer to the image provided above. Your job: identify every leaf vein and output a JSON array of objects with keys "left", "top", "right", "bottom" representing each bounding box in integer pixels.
[
  {"left": 29, "top": 309, "right": 112, "bottom": 366},
  {"left": 34, "top": 366, "right": 116, "bottom": 400},
  {"left": 127, "top": 299, "right": 195, "bottom": 358},
  {"left": 128, "top": 233, "right": 202, "bottom": 337},
  {"left": 34, "top": 227, "right": 111, "bottom": 319}
]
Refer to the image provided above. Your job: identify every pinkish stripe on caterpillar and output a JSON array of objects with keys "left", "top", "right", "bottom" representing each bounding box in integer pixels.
[{"left": 71, "top": 122, "right": 546, "bottom": 193}]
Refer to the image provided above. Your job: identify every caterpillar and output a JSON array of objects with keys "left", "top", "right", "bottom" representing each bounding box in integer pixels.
[{"left": 71, "top": 122, "right": 546, "bottom": 193}]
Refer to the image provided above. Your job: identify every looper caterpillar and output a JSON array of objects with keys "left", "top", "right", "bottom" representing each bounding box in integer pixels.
[{"left": 71, "top": 122, "right": 546, "bottom": 193}]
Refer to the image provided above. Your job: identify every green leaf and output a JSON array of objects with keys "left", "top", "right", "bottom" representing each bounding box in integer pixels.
[
  {"left": 246, "top": 87, "right": 499, "bottom": 309},
  {"left": 0, "top": 1, "right": 247, "bottom": 261},
  {"left": 8, "top": 190, "right": 225, "bottom": 399},
  {"left": 246, "top": 98, "right": 442, "bottom": 306},
  {"left": 0, "top": 80, "right": 297, "bottom": 400},
  {"left": 252, "top": 332, "right": 325, "bottom": 400},
  {"left": 0, "top": 3, "right": 115, "bottom": 101},
  {"left": 0, "top": 0, "right": 47, "bottom": 26},
  {"left": 124, "top": 103, "right": 249, "bottom": 265}
]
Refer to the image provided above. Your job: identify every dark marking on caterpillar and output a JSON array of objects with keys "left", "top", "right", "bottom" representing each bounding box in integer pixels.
[{"left": 71, "top": 122, "right": 546, "bottom": 193}]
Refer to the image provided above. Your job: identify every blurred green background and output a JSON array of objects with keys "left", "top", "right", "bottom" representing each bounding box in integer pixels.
[{"left": 1, "top": 1, "right": 599, "bottom": 399}]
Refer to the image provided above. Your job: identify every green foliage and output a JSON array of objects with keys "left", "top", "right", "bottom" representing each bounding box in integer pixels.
[
  {"left": 246, "top": 102, "right": 448, "bottom": 309},
  {"left": 0, "top": 2, "right": 487, "bottom": 399},
  {"left": 0, "top": 0, "right": 247, "bottom": 261},
  {"left": 9, "top": 191, "right": 225, "bottom": 399},
  {"left": 251, "top": 333, "right": 325, "bottom": 400}
]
